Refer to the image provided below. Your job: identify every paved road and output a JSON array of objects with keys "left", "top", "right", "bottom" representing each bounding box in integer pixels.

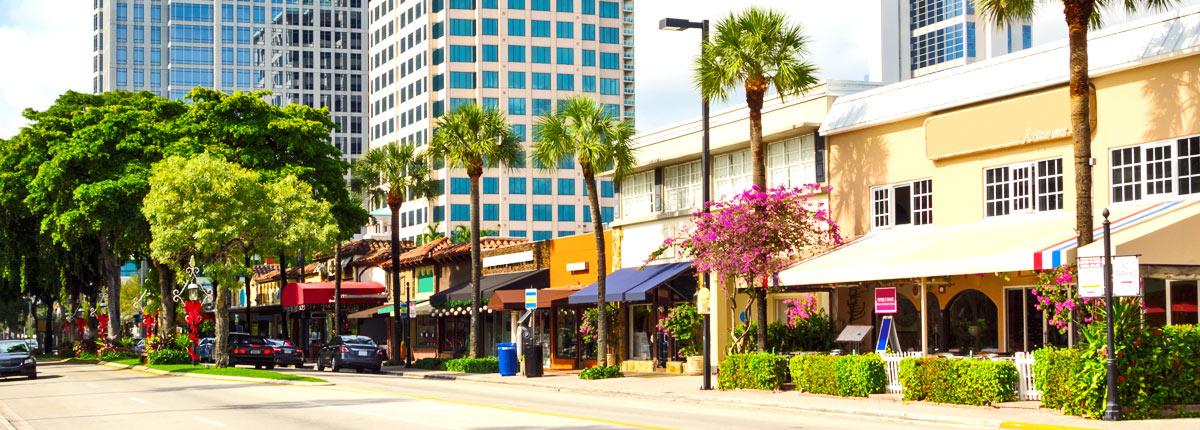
[{"left": 0, "top": 362, "right": 952, "bottom": 430}]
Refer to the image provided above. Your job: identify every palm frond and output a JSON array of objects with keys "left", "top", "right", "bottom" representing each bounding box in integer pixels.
[{"left": 693, "top": 6, "right": 820, "bottom": 103}]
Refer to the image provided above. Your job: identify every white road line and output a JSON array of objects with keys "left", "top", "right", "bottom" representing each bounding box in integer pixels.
[
  {"left": 86, "top": 384, "right": 100, "bottom": 388},
  {"left": 306, "top": 402, "right": 464, "bottom": 430},
  {"left": 194, "top": 418, "right": 226, "bottom": 427},
  {"left": 129, "top": 397, "right": 149, "bottom": 405}
]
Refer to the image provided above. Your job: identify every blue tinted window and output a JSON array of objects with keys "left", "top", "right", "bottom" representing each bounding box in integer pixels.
[
  {"left": 532, "top": 204, "right": 553, "bottom": 221},
  {"left": 508, "top": 71, "right": 526, "bottom": 88},
  {"left": 508, "top": 0, "right": 525, "bottom": 9},
  {"left": 532, "top": 0, "right": 550, "bottom": 11},
  {"left": 450, "top": 0, "right": 476, "bottom": 9},
  {"left": 512, "top": 151, "right": 527, "bottom": 169},
  {"left": 483, "top": 177, "right": 500, "bottom": 194},
  {"left": 509, "top": 204, "right": 527, "bottom": 220},
  {"left": 531, "top": 20, "right": 550, "bottom": 37},
  {"left": 557, "top": 0, "right": 574, "bottom": 12},
  {"left": 508, "top": 178, "right": 527, "bottom": 194},
  {"left": 508, "top": 19, "right": 525, "bottom": 36},
  {"left": 170, "top": 46, "right": 213, "bottom": 65},
  {"left": 581, "top": 24, "right": 595, "bottom": 41},
  {"left": 434, "top": 206, "right": 446, "bottom": 222},
  {"left": 450, "top": 45, "right": 476, "bottom": 62},
  {"left": 601, "top": 180, "right": 614, "bottom": 197},
  {"left": 482, "top": 44, "right": 498, "bottom": 62},
  {"left": 532, "top": 99, "right": 551, "bottom": 116},
  {"left": 555, "top": 231, "right": 572, "bottom": 237},
  {"left": 482, "top": 71, "right": 499, "bottom": 88},
  {"left": 116, "top": 25, "right": 129, "bottom": 42},
  {"left": 450, "top": 71, "right": 476, "bottom": 89},
  {"left": 531, "top": 73, "right": 551, "bottom": 90},
  {"left": 558, "top": 179, "right": 575, "bottom": 195},
  {"left": 507, "top": 45, "right": 525, "bottom": 62},
  {"left": 582, "top": 75, "right": 596, "bottom": 92},
  {"left": 582, "top": 49, "right": 596, "bottom": 67},
  {"left": 600, "top": 52, "right": 619, "bottom": 69},
  {"left": 581, "top": 0, "right": 595, "bottom": 14},
  {"left": 599, "top": 1, "right": 618, "bottom": 18},
  {"left": 557, "top": 21, "right": 574, "bottom": 38},
  {"left": 508, "top": 98, "right": 526, "bottom": 115},
  {"left": 532, "top": 179, "right": 552, "bottom": 195},
  {"left": 601, "top": 207, "right": 614, "bottom": 223},
  {"left": 450, "top": 19, "right": 475, "bottom": 36},
  {"left": 482, "top": 97, "right": 500, "bottom": 110},
  {"left": 557, "top": 155, "right": 575, "bottom": 169},
  {"left": 557, "top": 74, "right": 574, "bottom": 91},
  {"left": 116, "top": 47, "right": 128, "bottom": 65},
  {"left": 450, "top": 98, "right": 475, "bottom": 110},
  {"left": 531, "top": 46, "right": 551, "bottom": 64},
  {"left": 484, "top": 204, "right": 500, "bottom": 221},
  {"left": 604, "top": 104, "right": 619, "bottom": 117},
  {"left": 482, "top": 18, "right": 498, "bottom": 35},
  {"left": 117, "top": 2, "right": 128, "bottom": 20},
  {"left": 451, "top": 178, "right": 471, "bottom": 194},
  {"left": 451, "top": 204, "right": 470, "bottom": 221},
  {"left": 600, "top": 78, "right": 620, "bottom": 95},
  {"left": 510, "top": 230, "right": 527, "bottom": 238},
  {"left": 599, "top": 27, "right": 619, "bottom": 44},
  {"left": 511, "top": 124, "right": 527, "bottom": 141},
  {"left": 583, "top": 209, "right": 592, "bottom": 222},
  {"left": 533, "top": 231, "right": 553, "bottom": 241},
  {"left": 483, "top": 0, "right": 498, "bottom": 8},
  {"left": 170, "top": 3, "right": 214, "bottom": 22},
  {"left": 556, "top": 47, "right": 573, "bottom": 65}
]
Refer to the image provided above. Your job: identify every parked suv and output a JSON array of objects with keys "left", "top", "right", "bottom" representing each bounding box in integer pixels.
[
  {"left": 316, "top": 336, "right": 383, "bottom": 373},
  {"left": 266, "top": 339, "right": 303, "bottom": 368},
  {"left": 228, "top": 333, "right": 275, "bottom": 369}
]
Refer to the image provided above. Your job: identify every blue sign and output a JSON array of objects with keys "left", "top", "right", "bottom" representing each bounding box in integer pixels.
[
  {"left": 875, "top": 316, "right": 894, "bottom": 354},
  {"left": 524, "top": 289, "right": 537, "bottom": 310}
]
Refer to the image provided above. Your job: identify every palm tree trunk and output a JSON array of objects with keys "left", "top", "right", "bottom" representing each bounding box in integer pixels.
[
  {"left": 584, "top": 172, "right": 609, "bottom": 367},
  {"left": 1065, "top": 1, "right": 1095, "bottom": 247},
  {"left": 745, "top": 83, "right": 769, "bottom": 353},
  {"left": 214, "top": 281, "right": 231, "bottom": 367},
  {"left": 469, "top": 173, "right": 483, "bottom": 359},
  {"left": 155, "top": 261, "right": 177, "bottom": 338},
  {"left": 97, "top": 231, "right": 122, "bottom": 343},
  {"left": 389, "top": 194, "right": 404, "bottom": 362},
  {"left": 334, "top": 242, "right": 342, "bottom": 336}
]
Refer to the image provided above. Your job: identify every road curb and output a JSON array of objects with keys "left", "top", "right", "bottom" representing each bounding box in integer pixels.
[
  {"left": 97, "top": 361, "right": 335, "bottom": 386},
  {"left": 379, "top": 370, "right": 1001, "bottom": 429}
]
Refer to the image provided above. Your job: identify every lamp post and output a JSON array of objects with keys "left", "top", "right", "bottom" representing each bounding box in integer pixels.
[
  {"left": 175, "top": 259, "right": 206, "bottom": 366},
  {"left": 1101, "top": 209, "right": 1122, "bottom": 421},
  {"left": 658, "top": 17, "right": 711, "bottom": 391}
]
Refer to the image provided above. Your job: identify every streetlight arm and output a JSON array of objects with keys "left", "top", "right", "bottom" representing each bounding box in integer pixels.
[{"left": 658, "top": 17, "right": 705, "bottom": 31}]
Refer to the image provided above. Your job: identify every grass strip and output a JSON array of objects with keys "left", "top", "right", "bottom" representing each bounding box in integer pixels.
[
  {"left": 110, "top": 358, "right": 141, "bottom": 366},
  {"left": 141, "top": 364, "right": 326, "bottom": 383}
]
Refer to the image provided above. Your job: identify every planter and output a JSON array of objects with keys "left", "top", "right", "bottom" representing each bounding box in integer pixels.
[
  {"left": 605, "top": 353, "right": 617, "bottom": 366},
  {"left": 686, "top": 355, "right": 704, "bottom": 375}
]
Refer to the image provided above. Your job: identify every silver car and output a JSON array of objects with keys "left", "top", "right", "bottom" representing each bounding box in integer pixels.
[{"left": 0, "top": 340, "right": 36, "bottom": 380}]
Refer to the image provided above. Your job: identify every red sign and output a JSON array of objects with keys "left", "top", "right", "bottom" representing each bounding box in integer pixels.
[{"left": 875, "top": 287, "right": 898, "bottom": 314}]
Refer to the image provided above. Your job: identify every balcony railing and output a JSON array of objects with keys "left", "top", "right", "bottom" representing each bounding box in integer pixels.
[
  {"left": 623, "top": 75, "right": 635, "bottom": 82},
  {"left": 624, "top": 64, "right": 634, "bottom": 70}
]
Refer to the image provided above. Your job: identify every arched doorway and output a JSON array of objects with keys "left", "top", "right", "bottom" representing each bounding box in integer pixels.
[
  {"left": 942, "top": 290, "right": 998, "bottom": 354},
  {"left": 886, "top": 293, "right": 942, "bottom": 353}
]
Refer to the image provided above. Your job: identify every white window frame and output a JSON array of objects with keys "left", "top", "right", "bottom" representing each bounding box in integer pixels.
[
  {"left": 870, "top": 178, "right": 932, "bottom": 230},
  {"left": 663, "top": 160, "right": 701, "bottom": 212},
  {"left": 620, "top": 170, "right": 655, "bottom": 219},
  {"left": 767, "top": 134, "right": 816, "bottom": 188},
  {"left": 984, "top": 157, "right": 1063, "bottom": 218},
  {"left": 712, "top": 149, "right": 751, "bottom": 200},
  {"left": 1111, "top": 136, "right": 1200, "bottom": 204}
]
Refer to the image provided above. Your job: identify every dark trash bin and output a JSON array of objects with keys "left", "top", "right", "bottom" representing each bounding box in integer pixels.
[
  {"left": 497, "top": 342, "right": 518, "bottom": 376},
  {"left": 523, "top": 343, "right": 543, "bottom": 378}
]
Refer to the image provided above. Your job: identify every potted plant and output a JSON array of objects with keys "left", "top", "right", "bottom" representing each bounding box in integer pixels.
[
  {"left": 581, "top": 303, "right": 620, "bottom": 365},
  {"left": 659, "top": 303, "right": 703, "bottom": 374}
]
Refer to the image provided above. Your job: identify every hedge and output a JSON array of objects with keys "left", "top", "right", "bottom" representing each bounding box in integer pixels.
[
  {"left": 789, "top": 354, "right": 886, "bottom": 397},
  {"left": 412, "top": 358, "right": 446, "bottom": 370},
  {"left": 579, "top": 365, "right": 623, "bottom": 380},
  {"left": 99, "top": 350, "right": 141, "bottom": 362},
  {"left": 898, "top": 357, "right": 1017, "bottom": 406},
  {"left": 444, "top": 357, "right": 499, "bottom": 373},
  {"left": 718, "top": 353, "right": 788, "bottom": 391},
  {"left": 147, "top": 349, "right": 192, "bottom": 365}
]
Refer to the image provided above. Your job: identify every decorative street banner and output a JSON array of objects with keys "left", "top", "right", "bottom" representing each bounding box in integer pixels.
[
  {"left": 874, "top": 287, "right": 898, "bottom": 314},
  {"left": 1077, "top": 255, "right": 1141, "bottom": 298}
]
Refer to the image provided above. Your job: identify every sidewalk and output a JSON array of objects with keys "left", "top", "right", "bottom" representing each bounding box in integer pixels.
[{"left": 379, "top": 366, "right": 1197, "bottom": 430}]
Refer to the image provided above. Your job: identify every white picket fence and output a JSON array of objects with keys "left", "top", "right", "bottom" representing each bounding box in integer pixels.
[{"left": 879, "top": 351, "right": 1041, "bottom": 401}]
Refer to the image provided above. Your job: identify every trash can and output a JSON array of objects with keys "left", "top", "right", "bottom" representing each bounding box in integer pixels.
[
  {"left": 497, "top": 342, "right": 518, "bottom": 376},
  {"left": 523, "top": 342, "right": 543, "bottom": 378}
]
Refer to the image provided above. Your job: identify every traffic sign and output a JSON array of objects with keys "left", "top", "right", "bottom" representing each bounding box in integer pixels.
[{"left": 524, "top": 288, "right": 537, "bottom": 310}]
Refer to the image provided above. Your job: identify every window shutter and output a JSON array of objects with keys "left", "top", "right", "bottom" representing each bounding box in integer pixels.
[{"left": 814, "top": 131, "right": 826, "bottom": 183}]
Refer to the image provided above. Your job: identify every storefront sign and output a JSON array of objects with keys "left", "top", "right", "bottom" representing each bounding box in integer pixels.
[
  {"left": 1077, "top": 255, "right": 1141, "bottom": 298},
  {"left": 483, "top": 251, "right": 534, "bottom": 268},
  {"left": 524, "top": 288, "right": 537, "bottom": 310},
  {"left": 874, "top": 287, "right": 898, "bottom": 314},
  {"left": 924, "top": 87, "right": 1090, "bottom": 160}
]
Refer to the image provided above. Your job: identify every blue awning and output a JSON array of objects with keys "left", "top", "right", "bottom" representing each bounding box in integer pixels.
[{"left": 568, "top": 262, "right": 693, "bottom": 304}]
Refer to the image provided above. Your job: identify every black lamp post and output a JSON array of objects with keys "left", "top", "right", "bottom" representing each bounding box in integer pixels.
[
  {"left": 658, "top": 17, "right": 711, "bottom": 391},
  {"left": 1101, "top": 209, "right": 1122, "bottom": 421}
]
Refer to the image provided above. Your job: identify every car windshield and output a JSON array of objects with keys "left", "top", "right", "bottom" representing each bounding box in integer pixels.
[
  {"left": 0, "top": 341, "right": 29, "bottom": 354},
  {"left": 343, "top": 337, "right": 376, "bottom": 346}
]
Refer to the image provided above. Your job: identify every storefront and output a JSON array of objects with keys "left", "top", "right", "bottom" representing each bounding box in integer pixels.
[
  {"left": 281, "top": 281, "right": 387, "bottom": 357},
  {"left": 428, "top": 269, "right": 547, "bottom": 357}
]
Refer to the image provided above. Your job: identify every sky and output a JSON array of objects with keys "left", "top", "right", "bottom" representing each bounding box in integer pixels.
[{"left": 0, "top": 0, "right": 1197, "bottom": 139}]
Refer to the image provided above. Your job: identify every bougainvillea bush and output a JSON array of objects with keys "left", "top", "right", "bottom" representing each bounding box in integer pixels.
[{"left": 657, "top": 303, "right": 703, "bottom": 357}]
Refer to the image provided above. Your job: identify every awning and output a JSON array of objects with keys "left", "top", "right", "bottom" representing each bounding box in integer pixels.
[
  {"left": 369, "top": 207, "right": 391, "bottom": 217},
  {"left": 777, "top": 202, "right": 1190, "bottom": 286},
  {"left": 348, "top": 304, "right": 392, "bottom": 319},
  {"left": 488, "top": 287, "right": 582, "bottom": 311},
  {"left": 373, "top": 299, "right": 431, "bottom": 317},
  {"left": 281, "top": 282, "right": 387, "bottom": 307},
  {"left": 568, "top": 262, "right": 693, "bottom": 304},
  {"left": 1075, "top": 200, "right": 1200, "bottom": 265},
  {"left": 430, "top": 269, "right": 549, "bottom": 307}
]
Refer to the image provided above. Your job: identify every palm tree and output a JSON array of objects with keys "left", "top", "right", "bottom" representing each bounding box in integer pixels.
[
  {"left": 351, "top": 142, "right": 436, "bottom": 362},
  {"left": 533, "top": 95, "right": 636, "bottom": 367},
  {"left": 419, "top": 222, "right": 444, "bottom": 245},
  {"left": 977, "top": 0, "right": 1179, "bottom": 250},
  {"left": 695, "top": 6, "right": 819, "bottom": 352},
  {"left": 428, "top": 103, "right": 522, "bottom": 359}
]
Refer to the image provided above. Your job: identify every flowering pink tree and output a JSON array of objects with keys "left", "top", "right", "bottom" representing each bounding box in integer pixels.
[
  {"left": 1033, "top": 264, "right": 1141, "bottom": 336},
  {"left": 646, "top": 184, "right": 843, "bottom": 352}
]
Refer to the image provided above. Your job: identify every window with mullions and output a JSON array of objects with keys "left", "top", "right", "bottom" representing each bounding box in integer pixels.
[
  {"left": 556, "top": 73, "right": 574, "bottom": 90},
  {"left": 508, "top": 71, "right": 526, "bottom": 89},
  {"left": 531, "top": 20, "right": 550, "bottom": 38},
  {"left": 483, "top": 177, "right": 499, "bottom": 194},
  {"left": 532, "top": 0, "right": 550, "bottom": 11},
  {"left": 581, "top": 75, "right": 596, "bottom": 92},
  {"left": 531, "top": 46, "right": 551, "bottom": 64},
  {"left": 581, "top": 0, "right": 596, "bottom": 15},
  {"left": 984, "top": 158, "right": 1063, "bottom": 217},
  {"left": 599, "top": 27, "right": 619, "bottom": 44},
  {"left": 1112, "top": 137, "right": 1200, "bottom": 203},
  {"left": 532, "top": 178, "right": 553, "bottom": 195},
  {"left": 556, "top": 47, "right": 573, "bottom": 65},
  {"left": 449, "top": 19, "right": 475, "bottom": 36},
  {"left": 509, "top": 178, "right": 527, "bottom": 195},
  {"left": 532, "top": 204, "right": 553, "bottom": 221},
  {"left": 664, "top": 160, "right": 701, "bottom": 212},
  {"left": 558, "top": 179, "right": 575, "bottom": 195},
  {"left": 557, "top": 0, "right": 574, "bottom": 12},
  {"left": 871, "top": 179, "right": 933, "bottom": 229},
  {"left": 713, "top": 149, "right": 751, "bottom": 199},
  {"left": 508, "top": 98, "right": 526, "bottom": 115},
  {"left": 599, "top": 1, "right": 618, "bottom": 18},
  {"left": 509, "top": 0, "right": 525, "bottom": 9},
  {"left": 484, "top": 204, "right": 499, "bottom": 221},
  {"left": 449, "top": 72, "right": 475, "bottom": 89},
  {"left": 508, "top": 45, "right": 526, "bottom": 62},
  {"left": 599, "top": 52, "right": 619, "bottom": 69},
  {"left": 767, "top": 134, "right": 817, "bottom": 188},
  {"left": 482, "top": 71, "right": 499, "bottom": 88},
  {"left": 531, "top": 73, "right": 551, "bottom": 90},
  {"left": 451, "top": 204, "right": 470, "bottom": 221},
  {"left": 581, "top": 24, "right": 595, "bottom": 41},
  {"left": 621, "top": 171, "right": 655, "bottom": 218},
  {"left": 450, "top": 0, "right": 476, "bottom": 10},
  {"left": 532, "top": 99, "right": 551, "bottom": 116},
  {"left": 482, "top": 18, "right": 498, "bottom": 35},
  {"left": 508, "top": 19, "right": 525, "bottom": 36},
  {"left": 557, "top": 21, "right": 574, "bottom": 39},
  {"left": 449, "top": 45, "right": 475, "bottom": 62},
  {"left": 509, "top": 204, "right": 527, "bottom": 221},
  {"left": 451, "top": 177, "right": 470, "bottom": 194},
  {"left": 558, "top": 205, "right": 575, "bottom": 222}
]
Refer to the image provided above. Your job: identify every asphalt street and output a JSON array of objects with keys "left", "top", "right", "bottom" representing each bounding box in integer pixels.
[{"left": 0, "top": 362, "right": 956, "bottom": 430}]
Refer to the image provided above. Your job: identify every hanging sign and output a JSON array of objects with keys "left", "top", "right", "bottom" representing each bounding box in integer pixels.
[
  {"left": 398, "top": 302, "right": 409, "bottom": 318},
  {"left": 1077, "top": 255, "right": 1141, "bottom": 298},
  {"left": 874, "top": 287, "right": 898, "bottom": 314},
  {"left": 525, "top": 288, "right": 537, "bottom": 310}
]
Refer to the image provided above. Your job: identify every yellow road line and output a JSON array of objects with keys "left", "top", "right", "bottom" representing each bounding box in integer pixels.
[
  {"left": 999, "top": 422, "right": 1101, "bottom": 430},
  {"left": 98, "top": 364, "right": 672, "bottom": 430}
]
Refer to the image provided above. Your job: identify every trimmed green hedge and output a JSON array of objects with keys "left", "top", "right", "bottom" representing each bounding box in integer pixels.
[
  {"left": 789, "top": 354, "right": 886, "bottom": 397},
  {"left": 99, "top": 350, "right": 141, "bottom": 363},
  {"left": 718, "top": 353, "right": 788, "bottom": 391},
  {"left": 899, "top": 357, "right": 1017, "bottom": 406},
  {"left": 579, "top": 365, "right": 623, "bottom": 380},
  {"left": 412, "top": 358, "right": 446, "bottom": 370},
  {"left": 444, "top": 357, "right": 499, "bottom": 373},
  {"left": 147, "top": 349, "right": 192, "bottom": 365}
]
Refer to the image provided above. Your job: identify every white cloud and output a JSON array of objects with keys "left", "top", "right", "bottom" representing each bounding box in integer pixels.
[{"left": 0, "top": 1, "right": 93, "bottom": 139}]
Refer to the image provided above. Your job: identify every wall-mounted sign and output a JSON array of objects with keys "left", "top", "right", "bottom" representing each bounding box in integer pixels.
[
  {"left": 924, "top": 87, "right": 1093, "bottom": 160},
  {"left": 565, "top": 262, "right": 588, "bottom": 272},
  {"left": 483, "top": 251, "right": 534, "bottom": 268},
  {"left": 874, "top": 287, "right": 898, "bottom": 314},
  {"left": 1077, "top": 255, "right": 1140, "bottom": 298}
]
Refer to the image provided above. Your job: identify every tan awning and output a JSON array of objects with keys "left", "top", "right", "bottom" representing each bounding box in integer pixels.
[
  {"left": 487, "top": 287, "right": 582, "bottom": 311},
  {"left": 1077, "top": 200, "right": 1200, "bottom": 265},
  {"left": 348, "top": 303, "right": 392, "bottom": 319}
]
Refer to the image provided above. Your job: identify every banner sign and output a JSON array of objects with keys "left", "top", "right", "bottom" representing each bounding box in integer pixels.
[
  {"left": 1077, "top": 255, "right": 1140, "bottom": 298},
  {"left": 874, "top": 287, "right": 898, "bottom": 314}
]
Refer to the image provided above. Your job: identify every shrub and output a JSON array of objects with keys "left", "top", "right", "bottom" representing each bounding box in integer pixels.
[
  {"left": 789, "top": 354, "right": 885, "bottom": 397},
  {"left": 57, "top": 340, "right": 76, "bottom": 358},
  {"left": 413, "top": 358, "right": 446, "bottom": 370},
  {"left": 718, "top": 353, "right": 787, "bottom": 391},
  {"left": 99, "top": 349, "right": 141, "bottom": 363},
  {"left": 171, "top": 334, "right": 193, "bottom": 351},
  {"left": 118, "top": 338, "right": 136, "bottom": 349},
  {"left": 444, "top": 357, "right": 499, "bottom": 373},
  {"left": 579, "top": 365, "right": 623, "bottom": 380},
  {"left": 73, "top": 338, "right": 101, "bottom": 358},
  {"left": 148, "top": 349, "right": 192, "bottom": 365},
  {"left": 898, "top": 357, "right": 1017, "bottom": 406}
]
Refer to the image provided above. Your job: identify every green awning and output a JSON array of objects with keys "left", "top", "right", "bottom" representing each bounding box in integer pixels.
[{"left": 376, "top": 299, "right": 429, "bottom": 315}]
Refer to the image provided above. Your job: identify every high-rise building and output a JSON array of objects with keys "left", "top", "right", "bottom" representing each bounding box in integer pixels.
[
  {"left": 867, "top": 0, "right": 1032, "bottom": 82},
  {"left": 365, "top": 0, "right": 633, "bottom": 242},
  {"left": 90, "top": 0, "right": 370, "bottom": 163}
]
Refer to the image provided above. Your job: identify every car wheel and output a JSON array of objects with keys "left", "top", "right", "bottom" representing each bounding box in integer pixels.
[
  {"left": 254, "top": 365, "right": 262, "bottom": 369},
  {"left": 331, "top": 358, "right": 341, "bottom": 373},
  {"left": 28, "top": 372, "right": 37, "bottom": 380},
  {"left": 374, "top": 367, "right": 383, "bottom": 374},
  {"left": 295, "top": 363, "right": 303, "bottom": 369},
  {"left": 317, "top": 359, "right": 325, "bottom": 372},
  {"left": 356, "top": 368, "right": 364, "bottom": 374},
  {"left": 267, "top": 363, "right": 275, "bottom": 370}
]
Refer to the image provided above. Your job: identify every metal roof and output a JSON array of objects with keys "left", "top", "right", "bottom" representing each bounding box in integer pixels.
[{"left": 819, "top": 5, "right": 1200, "bottom": 135}]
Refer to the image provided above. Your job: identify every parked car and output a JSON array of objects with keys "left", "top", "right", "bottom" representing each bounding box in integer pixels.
[
  {"left": 316, "top": 335, "right": 383, "bottom": 373},
  {"left": 0, "top": 340, "right": 36, "bottom": 380},
  {"left": 228, "top": 333, "right": 274, "bottom": 369},
  {"left": 197, "top": 338, "right": 214, "bottom": 363},
  {"left": 23, "top": 339, "right": 38, "bottom": 355},
  {"left": 266, "top": 339, "right": 303, "bottom": 368},
  {"left": 132, "top": 338, "right": 146, "bottom": 355}
]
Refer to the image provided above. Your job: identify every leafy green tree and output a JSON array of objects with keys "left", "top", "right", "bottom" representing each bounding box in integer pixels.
[
  {"left": 694, "top": 7, "right": 819, "bottom": 351},
  {"left": 977, "top": 0, "right": 1179, "bottom": 249},
  {"left": 428, "top": 103, "right": 522, "bottom": 358},
  {"left": 533, "top": 95, "right": 636, "bottom": 367}
]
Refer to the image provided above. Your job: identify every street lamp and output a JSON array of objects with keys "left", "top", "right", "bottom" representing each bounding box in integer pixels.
[
  {"left": 658, "top": 17, "right": 712, "bottom": 391},
  {"left": 176, "top": 258, "right": 205, "bottom": 365}
]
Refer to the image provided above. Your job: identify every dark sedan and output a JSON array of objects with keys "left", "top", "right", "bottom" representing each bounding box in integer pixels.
[
  {"left": 0, "top": 340, "right": 36, "bottom": 380},
  {"left": 197, "top": 338, "right": 214, "bottom": 363},
  {"left": 228, "top": 333, "right": 275, "bottom": 369},
  {"left": 316, "top": 336, "right": 383, "bottom": 373},
  {"left": 266, "top": 339, "right": 303, "bottom": 368}
]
